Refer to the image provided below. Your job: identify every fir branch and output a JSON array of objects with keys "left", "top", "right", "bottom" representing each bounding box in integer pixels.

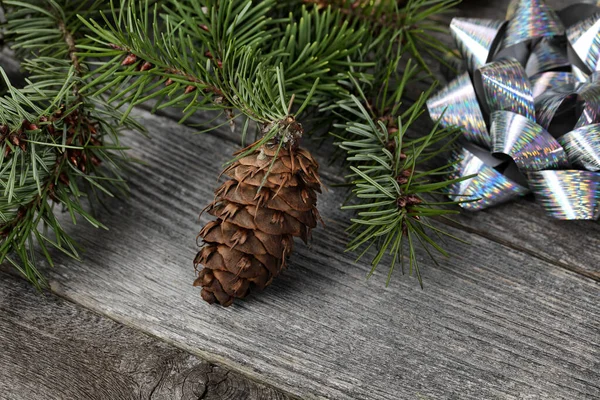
[
  {"left": 0, "top": 70, "right": 135, "bottom": 286},
  {"left": 301, "top": 0, "right": 460, "bottom": 75},
  {"left": 58, "top": 20, "right": 82, "bottom": 73},
  {"left": 335, "top": 73, "right": 464, "bottom": 285},
  {"left": 317, "top": 0, "right": 465, "bottom": 284},
  {"left": 78, "top": 0, "right": 282, "bottom": 123},
  {"left": 78, "top": 0, "right": 368, "bottom": 126},
  {"left": 0, "top": 0, "right": 143, "bottom": 286}
]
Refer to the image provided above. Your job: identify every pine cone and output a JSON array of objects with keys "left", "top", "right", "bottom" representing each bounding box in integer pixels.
[{"left": 194, "top": 139, "right": 322, "bottom": 306}]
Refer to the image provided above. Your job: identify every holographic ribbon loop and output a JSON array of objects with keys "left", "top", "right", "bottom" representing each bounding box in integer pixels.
[
  {"left": 450, "top": 18, "right": 507, "bottom": 72},
  {"left": 567, "top": 13, "right": 600, "bottom": 73},
  {"left": 426, "top": 73, "right": 490, "bottom": 148},
  {"left": 572, "top": 65, "right": 591, "bottom": 82},
  {"left": 446, "top": 143, "right": 529, "bottom": 211},
  {"left": 530, "top": 71, "right": 576, "bottom": 98},
  {"left": 475, "top": 59, "right": 536, "bottom": 120},
  {"left": 526, "top": 38, "right": 571, "bottom": 76},
  {"left": 503, "top": 0, "right": 565, "bottom": 48},
  {"left": 528, "top": 170, "right": 600, "bottom": 219},
  {"left": 558, "top": 123, "right": 600, "bottom": 171},
  {"left": 534, "top": 86, "right": 578, "bottom": 134},
  {"left": 576, "top": 81, "right": 600, "bottom": 127},
  {"left": 490, "top": 111, "right": 569, "bottom": 171}
]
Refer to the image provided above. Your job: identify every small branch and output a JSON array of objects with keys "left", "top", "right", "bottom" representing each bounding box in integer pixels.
[
  {"left": 58, "top": 20, "right": 81, "bottom": 73},
  {"left": 112, "top": 47, "right": 266, "bottom": 122},
  {"left": 113, "top": 44, "right": 225, "bottom": 98},
  {"left": 57, "top": 17, "right": 86, "bottom": 105},
  {"left": 164, "top": 67, "right": 224, "bottom": 97}
]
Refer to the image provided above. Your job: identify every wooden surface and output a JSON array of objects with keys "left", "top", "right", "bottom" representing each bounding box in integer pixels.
[
  {"left": 0, "top": 271, "right": 290, "bottom": 400},
  {"left": 1, "top": 0, "right": 599, "bottom": 399}
]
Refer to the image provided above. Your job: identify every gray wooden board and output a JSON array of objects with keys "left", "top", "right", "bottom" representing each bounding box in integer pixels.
[
  {"left": 19, "top": 107, "right": 597, "bottom": 400},
  {"left": 0, "top": 270, "right": 291, "bottom": 400},
  {"left": 2, "top": 0, "right": 600, "bottom": 399}
]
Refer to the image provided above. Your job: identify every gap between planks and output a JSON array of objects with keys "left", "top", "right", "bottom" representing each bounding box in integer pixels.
[{"left": 144, "top": 102, "right": 600, "bottom": 284}]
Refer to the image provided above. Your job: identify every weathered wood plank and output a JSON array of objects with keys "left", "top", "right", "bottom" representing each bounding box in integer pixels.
[
  {"left": 0, "top": 270, "right": 292, "bottom": 400},
  {"left": 2, "top": 1, "right": 599, "bottom": 399},
  {"left": 20, "top": 106, "right": 598, "bottom": 400}
]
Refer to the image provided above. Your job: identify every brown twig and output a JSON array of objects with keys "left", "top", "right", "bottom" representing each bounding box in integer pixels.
[{"left": 58, "top": 21, "right": 81, "bottom": 73}]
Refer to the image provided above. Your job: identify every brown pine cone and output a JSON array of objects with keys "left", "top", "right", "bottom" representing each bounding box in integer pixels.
[{"left": 194, "top": 139, "right": 322, "bottom": 306}]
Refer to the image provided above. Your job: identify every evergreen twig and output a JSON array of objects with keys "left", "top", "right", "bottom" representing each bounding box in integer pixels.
[{"left": 0, "top": 0, "right": 142, "bottom": 286}]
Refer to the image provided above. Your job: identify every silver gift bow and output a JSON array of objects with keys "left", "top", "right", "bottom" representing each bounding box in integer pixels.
[{"left": 428, "top": 0, "right": 600, "bottom": 220}]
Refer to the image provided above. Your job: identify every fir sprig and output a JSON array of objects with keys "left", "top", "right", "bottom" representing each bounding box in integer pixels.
[
  {"left": 0, "top": 0, "right": 142, "bottom": 286},
  {"left": 302, "top": 0, "right": 460, "bottom": 75},
  {"left": 335, "top": 76, "right": 464, "bottom": 285},
  {"left": 322, "top": 0, "right": 465, "bottom": 284},
  {"left": 0, "top": 68, "right": 138, "bottom": 286},
  {"left": 78, "top": 0, "right": 366, "bottom": 125}
]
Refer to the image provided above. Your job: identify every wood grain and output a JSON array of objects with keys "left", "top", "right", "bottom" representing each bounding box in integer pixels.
[
  {"left": 0, "top": 270, "right": 291, "bottom": 400},
  {"left": 18, "top": 106, "right": 596, "bottom": 400}
]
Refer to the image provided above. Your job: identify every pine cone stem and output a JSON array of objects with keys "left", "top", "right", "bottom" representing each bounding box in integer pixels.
[{"left": 194, "top": 136, "right": 322, "bottom": 306}]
